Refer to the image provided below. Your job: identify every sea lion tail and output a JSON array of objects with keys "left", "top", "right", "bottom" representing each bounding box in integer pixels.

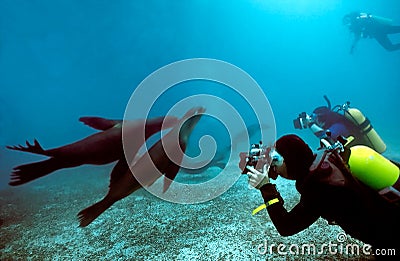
[
  {"left": 77, "top": 198, "right": 114, "bottom": 227},
  {"left": 9, "top": 158, "right": 66, "bottom": 186}
]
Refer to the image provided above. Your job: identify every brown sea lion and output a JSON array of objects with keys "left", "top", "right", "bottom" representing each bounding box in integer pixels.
[
  {"left": 179, "top": 123, "right": 270, "bottom": 174},
  {"left": 7, "top": 116, "right": 179, "bottom": 186},
  {"left": 77, "top": 107, "right": 205, "bottom": 227}
]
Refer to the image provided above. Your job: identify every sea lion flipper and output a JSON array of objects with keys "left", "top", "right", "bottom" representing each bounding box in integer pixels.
[
  {"left": 162, "top": 163, "right": 181, "bottom": 192},
  {"left": 77, "top": 198, "right": 114, "bottom": 227},
  {"left": 9, "top": 158, "right": 63, "bottom": 186},
  {"left": 79, "top": 117, "right": 122, "bottom": 131},
  {"left": 6, "top": 139, "right": 47, "bottom": 156},
  {"left": 109, "top": 159, "right": 129, "bottom": 187}
]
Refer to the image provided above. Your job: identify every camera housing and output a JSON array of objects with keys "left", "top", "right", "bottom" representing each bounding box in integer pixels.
[
  {"left": 293, "top": 112, "right": 308, "bottom": 129},
  {"left": 241, "top": 142, "right": 267, "bottom": 174},
  {"left": 241, "top": 142, "right": 282, "bottom": 180}
]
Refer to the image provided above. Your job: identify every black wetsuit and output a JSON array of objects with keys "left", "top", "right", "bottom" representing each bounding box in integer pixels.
[{"left": 260, "top": 151, "right": 400, "bottom": 254}]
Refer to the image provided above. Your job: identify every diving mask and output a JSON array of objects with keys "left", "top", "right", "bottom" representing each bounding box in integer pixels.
[{"left": 268, "top": 149, "right": 284, "bottom": 180}]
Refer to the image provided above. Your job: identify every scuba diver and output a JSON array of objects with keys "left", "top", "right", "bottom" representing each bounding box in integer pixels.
[
  {"left": 293, "top": 95, "right": 386, "bottom": 153},
  {"left": 343, "top": 12, "right": 400, "bottom": 53},
  {"left": 240, "top": 134, "right": 400, "bottom": 255}
]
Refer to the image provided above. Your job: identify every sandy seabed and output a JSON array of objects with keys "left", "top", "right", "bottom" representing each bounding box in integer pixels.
[{"left": 0, "top": 163, "right": 375, "bottom": 261}]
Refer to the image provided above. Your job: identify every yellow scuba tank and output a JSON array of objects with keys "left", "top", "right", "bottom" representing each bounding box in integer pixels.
[
  {"left": 348, "top": 145, "right": 400, "bottom": 205},
  {"left": 348, "top": 145, "right": 399, "bottom": 190},
  {"left": 370, "top": 15, "right": 393, "bottom": 26},
  {"left": 343, "top": 106, "right": 386, "bottom": 153},
  {"left": 317, "top": 134, "right": 400, "bottom": 206}
]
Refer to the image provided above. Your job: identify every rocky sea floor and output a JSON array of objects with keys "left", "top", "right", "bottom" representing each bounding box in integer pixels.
[{"left": 0, "top": 163, "right": 376, "bottom": 260}]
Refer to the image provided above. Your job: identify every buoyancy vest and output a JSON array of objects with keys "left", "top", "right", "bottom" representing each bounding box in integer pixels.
[
  {"left": 308, "top": 147, "right": 400, "bottom": 208},
  {"left": 306, "top": 149, "right": 400, "bottom": 247},
  {"left": 308, "top": 150, "right": 347, "bottom": 187},
  {"left": 302, "top": 150, "right": 371, "bottom": 226}
]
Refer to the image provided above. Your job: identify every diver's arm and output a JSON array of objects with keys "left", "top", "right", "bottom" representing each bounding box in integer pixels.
[
  {"left": 259, "top": 184, "right": 319, "bottom": 236},
  {"left": 309, "top": 123, "right": 325, "bottom": 138},
  {"left": 300, "top": 114, "right": 325, "bottom": 137}
]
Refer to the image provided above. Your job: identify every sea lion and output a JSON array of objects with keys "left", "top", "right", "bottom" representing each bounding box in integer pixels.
[
  {"left": 7, "top": 116, "right": 178, "bottom": 186},
  {"left": 179, "top": 153, "right": 228, "bottom": 174},
  {"left": 77, "top": 107, "right": 205, "bottom": 227},
  {"left": 179, "top": 123, "right": 270, "bottom": 174}
]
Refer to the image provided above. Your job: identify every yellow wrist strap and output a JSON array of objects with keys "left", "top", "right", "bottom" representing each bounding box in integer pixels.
[
  {"left": 267, "top": 198, "right": 279, "bottom": 207},
  {"left": 252, "top": 198, "right": 280, "bottom": 215},
  {"left": 252, "top": 204, "right": 266, "bottom": 215}
]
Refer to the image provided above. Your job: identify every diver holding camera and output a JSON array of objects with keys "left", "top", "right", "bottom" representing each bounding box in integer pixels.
[
  {"left": 240, "top": 141, "right": 284, "bottom": 186},
  {"left": 239, "top": 134, "right": 400, "bottom": 253}
]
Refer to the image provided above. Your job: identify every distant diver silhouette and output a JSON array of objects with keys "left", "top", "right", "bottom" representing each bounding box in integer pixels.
[{"left": 343, "top": 12, "right": 400, "bottom": 53}]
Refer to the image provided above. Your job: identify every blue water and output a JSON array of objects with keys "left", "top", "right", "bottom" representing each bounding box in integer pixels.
[{"left": 1, "top": 0, "right": 399, "bottom": 185}]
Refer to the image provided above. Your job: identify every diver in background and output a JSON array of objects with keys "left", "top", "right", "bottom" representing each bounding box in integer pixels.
[
  {"left": 293, "top": 96, "right": 386, "bottom": 154},
  {"left": 241, "top": 134, "right": 400, "bottom": 255},
  {"left": 343, "top": 12, "right": 400, "bottom": 53},
  {"left": 300, "top": 106, "right": 361, "bottom": 142}
]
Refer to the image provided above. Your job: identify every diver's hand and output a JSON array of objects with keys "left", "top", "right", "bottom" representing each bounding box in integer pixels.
[{"left": 247, "top": 164, "right": 270, "bottom": 189}]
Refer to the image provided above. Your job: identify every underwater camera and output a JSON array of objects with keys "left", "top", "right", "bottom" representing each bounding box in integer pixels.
[
  {"left": 241, "top": 141, "right": 268, "bottom": 175},
  {"left": 293, "top": 112, "right": 308, "bottom": 129}
]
